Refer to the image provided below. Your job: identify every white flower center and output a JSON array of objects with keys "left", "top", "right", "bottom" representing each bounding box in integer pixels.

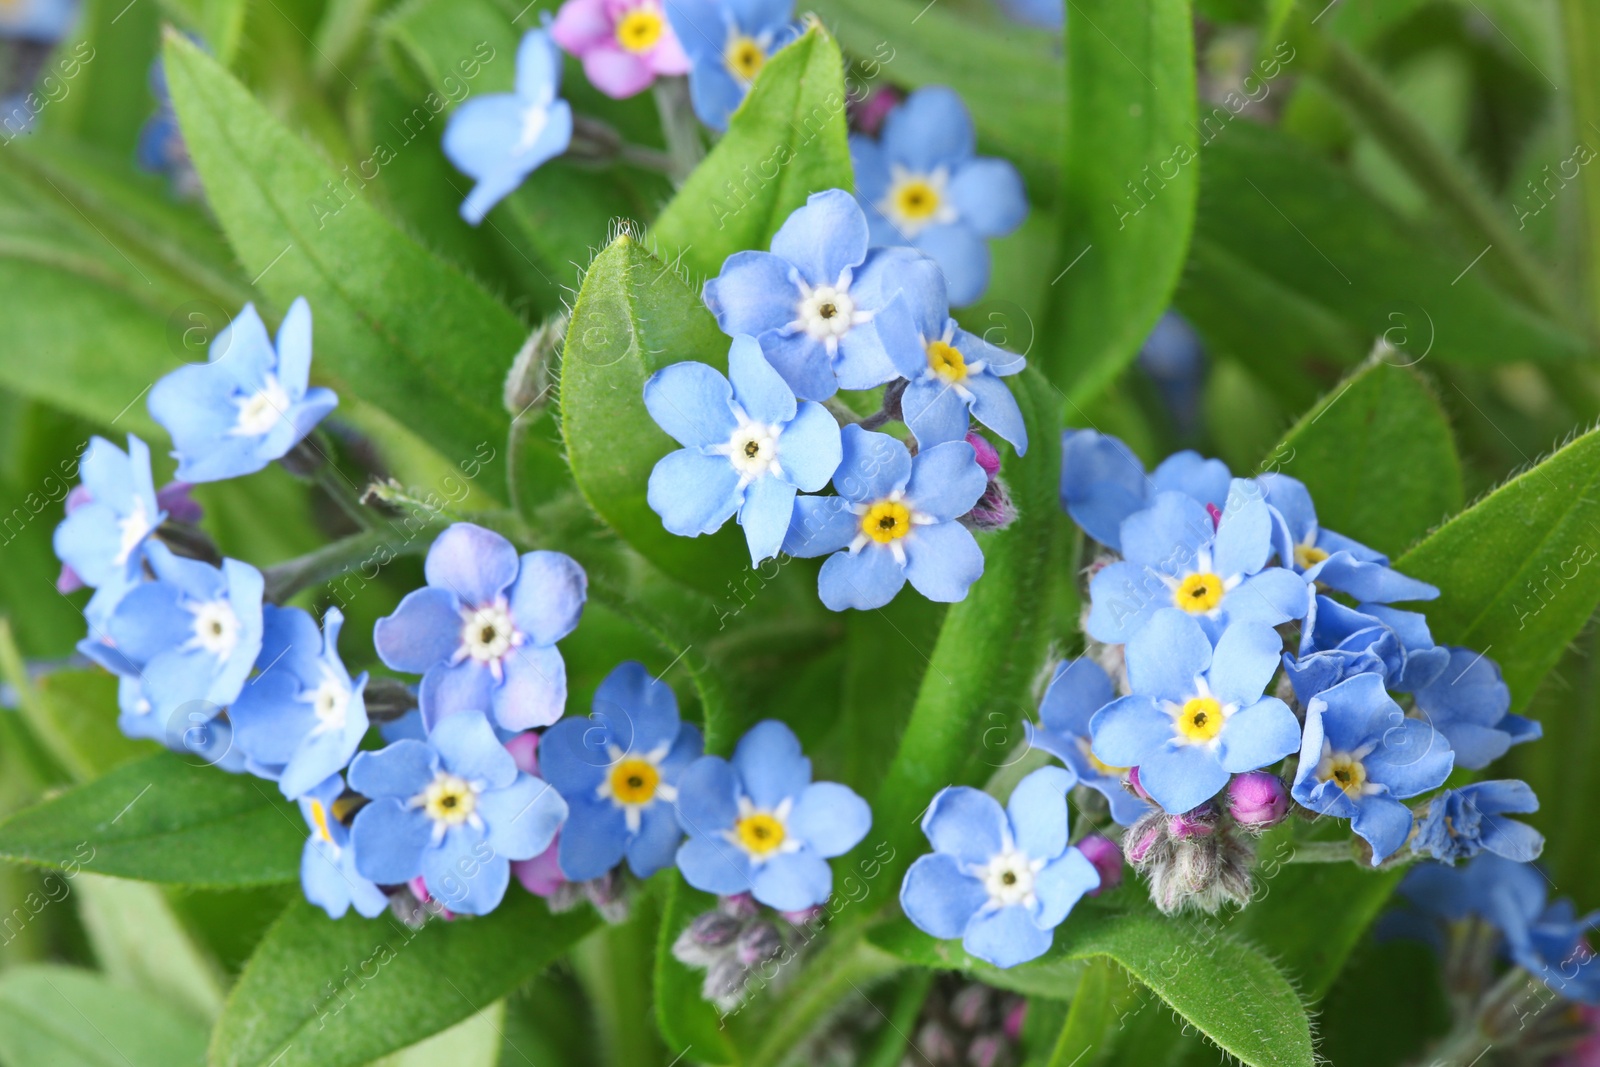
[
  {"left": 878, "top": 164, "right": 958, "bottom": 239},
  {"left": 413, "top": 771, "right": 482, "bottom": 836},
  {"left": 975, "top": 847, "right": 1042, "bottom": 909},
  {"left": 113, "top": 495, "right": 153, "bottom": 566},
  {"left": 233, "top": 374, "right": 292, "bottom": 437},
  {"left": 798, "top": 285, "right": 857, "bottom": 341},
  {"left": 187, "top": 598, "right": 240, "bottom": 659},
  {"left": 455, "top": 598, "right": 523, "bottom": 682},
  {"left": 726, "top": 422, "right": 780, "bottom": 478},
  {"left": 303, "top": 666, "right": 352, "bottom": 735}
]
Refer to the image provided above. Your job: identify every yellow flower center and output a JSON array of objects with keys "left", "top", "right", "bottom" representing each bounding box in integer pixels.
[
  {"left": 1326, "top": 754, "right": 1368, "bottom": 798},
  {"left": 609, "top": 758, "right": 661, "bottom": 805},
  {"left": 1294, "top": 543, "right": 1330, "bottom": 570},
  {"left": 616, "top": 9, "right": 664, "bottom": 53},
  {"left": 925, "top": 339, "right": 967, "bottom": 383},
  {"left": 308, "top": 799, "right": 335, "bottom": 845},
  {"left": 894, "top": 179, "right": 941, "bottom": 221},
  {"left": 725, "top": 35, "right": 766, "bottom": 82},
  {"left": 1079, "top": 738, "right": 1128, "bottom": 777},
  {"left": 1175, "top": 697, "right": 1224, "bottom": 744},
  {"left": 421, "top": 773, "right": 477, "bottom": 826},
  {"left": 861, "top": 500, "right": 912, "bottom": 544},
  {"left": 1174, "top": 572, "right": 1225, "bottom": 613},
  {"left": 735, "top": 813, "right": 787, "bottom": 856}
]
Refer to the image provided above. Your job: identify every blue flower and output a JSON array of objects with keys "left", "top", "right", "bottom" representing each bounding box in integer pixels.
[
  {"left": 1027, "top": 658, "right": 1152, "bottom": 825},
  {"left": 1292, "top": 673, "right": 1454, "bottom": 864},
  {"left": 148, "top": 298, "right": 337, "bottom": 483},
  {"left": 1085, "top": 480, "right": 1309, "bottom": 644},
  {"left": 994, "top": 0, "right": 1062, "bottom": 30},
  {"left": 1258, "top": 473, "right": 1439, "bottom": 604},
  {"left": 138, "top": 55, "right": 202, "bottom": 199},
  {"left": 374, "top": 522, "right": 586, "bottom": 731},
  {"left": 850, "top": 86, "right": 1027, "bottom": 305},
  {"left": 103, "top": 541, "right": 264, "bottom": 724},
  {"left": 1089, "top": 612, "right": 1300, "bottom": 814},
  {"left": 1411, "top": 646, "right": 1539, "bottom": 771},
  {"left": 0, "top": 0, "right": 77, "bottom": 40},
  {"left": 52, "top": 434, "right": 164, "bottom": 590},
  {"left": 1284, "top": 595, "right": 1451, "bottom": 703},
  {"left": 644, "top": 335, "right": 842, "bottom": 565},
  {"left": 782, "top": 425, "right": 987, "bottom": 611},
  {"left": 673, "top": 720, "right": 870, "bottom": 910},
  {"left": 348, "top": 710, "right": 568, "bottom": 915},
  {"left": 298, "top": 774, "right": 388, "bottom": 920},
  {"left": 877, "top": 250, "right": 1027, "bottom": 453},
  {"left": 539, "top": 662, "right": 704, "bottom": 881},
  {"left": 1411, "top": 780, "right": 1543, "bottom": 865},
  {"left": 664, "top": 0, "right": 797, "bottom": 130},
  {"left": 900, "top": 766, "right": 1100, "bottom": 969},
  {"left": 115, "top": 673, "right": 251, "bottom": 773},
  {"left": 230, "top": 605, "right": 370, "bottom": 800},
  {"left": 1059, "top": 431, "right": 1231, "bottom": 552},
  {"left": 703, "top": 190, "right": 917, "bottom": 402},
  {"left": 1137, "top": 312, "right": 1206, "bottom": 435},
  {"left": 443, "top": 29, "right": 573, "bottom": 225}
]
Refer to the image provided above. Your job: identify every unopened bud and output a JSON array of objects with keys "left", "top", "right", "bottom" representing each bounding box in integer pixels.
[
  {"left": 1167, "top": 802, "right": 1219, "bottom": 840},
  {"left": 965, "top": 431, "right": 1002, "bottom": 477},
  {"left": 967, "top": 1032, "right": 1011, "bottom": 1067},
  {"left": 156, "top": 481, "right": 203, "bottom": 524},
  {"left": 1076, "top": 833, "right": 1124, "bottom": 895},
  {"left": 734, "top": 920, "right": 785, "bottom": 967},
  {"left": 504, "top": 314, "right": 564, "bottom": 417},
  {"left": 1226, "top": 771, "right": 1290, "bottom": 832},
  {"left": 719, "top": 892, "right": 760, "bottom": 920},
  {"left": 915, "top": 1020, "right": 960, "bottom": 1064},
  {"left": 949, "top": 983, "right": 990, "bottom": 1029},
  {"left": 1127, "top": 766, "right": 1151, "bottom": 802},
  {"left": 1125, "top": 811, "right": 1166, "bottom": 866}
]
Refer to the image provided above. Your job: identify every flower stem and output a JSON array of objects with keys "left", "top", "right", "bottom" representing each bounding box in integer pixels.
[
  {"left": 653, "top": 76, "right": 706, "bottom": 183},
  {"left": 745, "top": 933, "right": 902, "bottom": 1067},
  {"left": 261, "top": 528, "right": 426, "bottom": 603},
  {"left": 569, "top": 114, "right": 676, "bottom": 175},
  {"left": 1280, "top": 840, "right": 1360, "bottom": 864}
]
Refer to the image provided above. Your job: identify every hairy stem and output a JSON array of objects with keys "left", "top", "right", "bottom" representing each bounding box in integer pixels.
[{"left": 261, "top": 527, "right": 426, "bottom": 603}]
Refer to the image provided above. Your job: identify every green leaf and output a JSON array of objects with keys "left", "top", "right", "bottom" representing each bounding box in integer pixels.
[
  {"left": 558, "top": 233, "right": 756, "bottom": 597},
  {"left": 651, "top": 24, "right": 854, "bottom": 280},
  {"left": 0, "top": 653, "right": 158, "bottom": 783},
  {"left": 72, "top": 873, "right": 227, "bottom": 1023},
  {"left": 162, "top": 31, "right": 525, "bottom": 497},
  {"left": 1264, "top": 359, "right": 1462, "bottom": 556},
  {"left": 210, "top": 895, "right": 597, "bottom": 1067},
  {"left": 1039, "top": 957, "right": 1123, "bottom": 1067},
  {"left": 1396, "top": 425, "right": 1600, "bottom": 712},
  {"left": 0, "top": 965, "right": 209, "bottom": 1067},
  {"left": 1041, "top": 0, "right": 1199, "bottom": 401},
  {"left": 370, "top": 1002, "right": 506, "bottom": 1067},
  {"left": 871, "top": 904, "right": 1315, "bottom": 1067},
  {"left": 0, "top": 752, "right": 302, "bottom": 886},
  {"left": 653, "top": 881, "right": 739, "bottom": 1065}
]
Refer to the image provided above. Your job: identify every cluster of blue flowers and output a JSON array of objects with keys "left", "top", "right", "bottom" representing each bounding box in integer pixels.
[{"left": 643, "top": 190, "right": 1027, "bottom": 611}]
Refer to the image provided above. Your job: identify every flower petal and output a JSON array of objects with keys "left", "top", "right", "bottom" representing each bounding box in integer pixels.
[
  {"left": 913, "top": 223, "right": 990, "bottom": 307},
  {"left": 902, "top": 521, "right": 984, "bottom": 603},
  {"left": 881, "top": 86, "right": 975, "bottom": 173},
  {"left": 739, "top": 474, "right": 797, "bottom": 567},
  {"left": 922, "top": 785, "right": 1007, "bottom": 866},
  {"left": 493, "top": 643, "right": 568, "bottom": 730},
  {"left": 676, "top": 833, "right": 752, "bottom": 895},
  {"left": 769, "top": 189, "right": 868, "bottom": 285},
  {"left": 783, "top": 496, "right": 856, "bottom": 558},
  {"left": 1124, "top": 609, "right": 1212, "bottom": 704},
  {"left": 788, "top": 781, "right": 871, "bottom": 858},
  {"left": 751, "top": 849, "right": 833, "bottom": 910},
  {"left": 818, "top": 544, "right": 907, "bottom": 610},
  {"left": 948, "top": 157, "right": 1027, "bottom": 236},
  {"left": 705, "top": 254, "right": 798, "bottom": 339},
  {"left": 374, "top": 586, "right": 461, "bottom": 673},
  {"left": 481, "top": 774, "right": 568, "bottom": 861},
  {"left": 425, "top": 523, "right": 520, "bottom": 606},
  {"left": 833, "top": 424, "right": 912, "bottom": 503},
  {"left": 906, "top": 440, "right": 987, "bottom": 522},
  {"left": 732, "top": 719, "right": 811, "bottom": 809},
  {"left": 1088, "top": 695, "right": 1168, "bottom": 768},
  {"left": 350, "top": 797, "right": 431, "bottom": 883},
  {"left": 1216, "top": 697, "right": 1301, "bottom": 774},
  {"left": 647, "top": 449, "right": 742, "bottom": 536},
  {"left": 510, "top": 550, "right": 587, "bottom": 646},
  {"left": 643, "top": 360, "right": 738, "bottom": 448},
  {"left": 962, "top": 904, "right": 1053, "bottom": 969},
  {"left": 1207, "top": 621, "right": 1282, "bottom": 707},
  {"left": 901, "top": 853, "right": 986, "bottom": 939},
  {"left": 431, "top": 710, "right": 519, "bottom": 788},
  {"left": 1006, "top": 765, "right": 1076, "bottom": 860},
  {"left": 1038, "top": 659, "right": 1114, "bottom": 736},
  {"left": 728, "top": 333, "right": 796, "bottom": 425},
  {"left": 775, "top": 401, "right": 842, "bottom": 493}
]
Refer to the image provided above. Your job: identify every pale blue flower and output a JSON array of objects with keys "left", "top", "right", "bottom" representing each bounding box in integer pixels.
[
  {"left": 1059, "top": 430, "right": 1230, "bottom": 552},
  {"left": 664, "top": 0, "right": 797, "bottom": 130},
  {"left": 299, "top": 774, "right": 389, "bottom": 920},
  {"left": 1028, "top": 658, "right": 1152, "bottom": 825},
  {"left": 1412, "top": 781, "right": 1543, "bottom": 865},
  {"left": 52, "top": 435, "right": 165, "bottom": 590}
]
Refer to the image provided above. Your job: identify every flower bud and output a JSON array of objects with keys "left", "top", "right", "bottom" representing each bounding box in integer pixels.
[
  {"left": 1003, "top": 999, "right": 1027, "bottom": 1041},
  {"left": 1124, "top": 811, "right": 1166, "bottom": 865},
  {"left": 1227, "top": 771, "right": 1290, "bottom": 832},
  {"left": 689, "top": 910, "right": 746, "bottom": 951},
  {"left": 1127, "top": 766, "right": 1151, "bottom": 802},
  {"left": 503, "top": 314, "right": 564, "bottom": 417},
  {"left": 967, "top": 1032, "right": 1010, "bottom": 1067},
  {"left": 1075, "top": 833, "right": 1124, "bottom": 895},
  {"left": 915, "top": 1019, "right": 960, "bottom": 1064},
  {"left": 734, "top": 919, "right": 785, "bottom": 968},
  {"left": 965, "top": 431, "right": 1002, "bottom": 478},
  {"left": 156, "top": 481, "right": 203, "bottom": 524},
  {"left": 719, "top": 892, "right": 760, "bottom": 920},
  {"left": 1167, "top": 803, "right": 1219, "bottom": 840},
  {"left": 502, "top": 731, "right": 540, "bottom": 776},
  {"left": 949, "top": 983, "right": 990, "bottom": 1029}
]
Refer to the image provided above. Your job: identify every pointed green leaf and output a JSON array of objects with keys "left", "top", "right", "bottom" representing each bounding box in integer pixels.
[
  {"left": 1395, "top": 427, "right": 1600, "bottom": 711},
  {"left": 73, "top": 873, "right": 226, "bottom": 1024},
  {"left": 0, "top": 752, "right": 301, "bottom": 887},
  {"left": 210, "top": 896, "right": 597, "bottom": 1067},
  {"left": 0, "top": 965, "right": 209, "bottom": 1067},
  {"left": 162, "top": 32, "right": 525, "bottom": 496},
  {"left": 651, "top": 24, "right": 854, "bottom": 280}
]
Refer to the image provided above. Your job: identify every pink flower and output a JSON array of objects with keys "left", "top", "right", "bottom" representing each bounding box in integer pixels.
[
  {"left": 512, "top": 836, "right": 567, "bottom": 897},
  {"left": 551, "top": 0, "right": 690, "bottom": 99}
]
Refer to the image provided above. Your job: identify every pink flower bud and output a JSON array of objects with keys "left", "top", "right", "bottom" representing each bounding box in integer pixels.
[
  {"left": 1127, "top": 765, "right": 1151, "bottom": 801},
  {"left": 56, "top": 564, "right": 84, "bottom": 595},
  {"left": 408, "top": 876, "right": 457, "bottom": 921},
  {"left": 156, "top": 481, "right": 203, "bottom": 524},
  {"left": 1003, "top": 998, "right": 1028, "bottom": 1041},
  {"left": 1205, "top": 502, "right": 1223, "bottom": 529},
  {"left": 1167, "top": 803, "right": 1219, "bottom": 840},
  {"left": 1127, "top": 823, "right": 1162, "bottom": 864},
  {"left": 1226, "top": 771, "right": 1290, "bottom": 831},
  {"left": 965, "top": 431, "right": 1003, "bottom": 478},
  {"left": 1076, "top": 833, "right": 1124, "bottom": 895},
  {"left": 512, "top": 836, "right": 565, "bottom": 897},
  {"left": 502, "top": 731, "right": 540, "bottom": 776}
]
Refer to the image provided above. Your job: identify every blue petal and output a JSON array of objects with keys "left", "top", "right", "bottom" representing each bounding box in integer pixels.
[
  {"left": 783, "top": 496, "right": 856, "bottom": 558},
  {"left": 676, "top": 833, "right": 753, "bottom": 895},
  {"left": 1089, "top": 695, "right": 1168, "bottom": 768},
  {"left": 914, "top": 223, "right": 990, "bottom": 307},
  {"left": 1308, "top": 554, "right": 1439, "bottom": 604},
  {"left": 850, "top": 135, "right": 890, "bottom": 203},
  {"left": 1257, "top": 473, "right": 1316, "bottom": 545},
  {"left": 227, "top": 670, "right": 317, "bottom": 767},
  {"left": 818, "top": 544, "right": 907, "bottom": 610},
  {"left": 739, "top": 474, "right": 797, "bottom": 566},
  {"left": 706, "top": 254, "right": 798, "bottom": 340},
  {"left": 1033, "top": 847, "right": 1101, "bottom": 929},
  {"left": 1222, "top": 568, "right": 1310, "bottom": 627},
  {"left": 963, "top": 904, "right": 1053, "bottom": 969},
  {"left": 860, "top": 247, "right": 948, "bottom": 345},
  {"left": 1215, "top": 697, "right": 1301, "bottom": 773},
  {"left": 775, "top": 401, "right": 842, "bottom": 493},
  {"left": 769, "top": 189, "right": 869, "bottom": 285},
  {"left": 431, "top": 710, "right": 518, "bottom": 788},
  {"left": 1351, "top": 795, "right": 1416, "bottom": 865},
  {"left": 686, "top": 55, "right": 746, "bottom": 130},
  {"left": 901, "top": 853, "right": 986, "bottom": 939},
  {"left": 755, "top": 328, "right": 838, "bottom": 401},
  {"left": 492, "top": 643, "right": 567, "bottom": 730},
  {"left": 424, "top": 523, "right": 519, "bottom": 607},
  {"left": 423, "top": 825, "right": 510, "bottom": 915},
  {"left": 257, "top": 603, "right": 324, "bottom": 685},
  {"left": 419, "top": 661, "right": 494, "bottom": 729},
  {"left": 902, "top": 521, "right": 984, "bottom": 603},
  {"left": 963, "top": 373, "right": 1028, "bottom": 454},
  {"left": 514, "top": 28, "right": 564, "bottom": 99},
  {"left": 900, "top": 378, "right": 971, "bottom": 449},
  {"left": 627, "top": 802, "right": 687, "bottom": 878},
  {"left": 348, "top": 738, "right": 437, "bottom": 799},
  {"left": 1006, "top": 766, "right": 1076, "bottom": 860},
  {"left": 1309, "top": 673, "right": 1400, "bottom": 752},
  {"left": 481, "top": 774, "right": 568, "bottom": 860},
  {"left": 1212, "top": 489, "right": 1272, "bottom": 578},
  {"left": 1039, "top": 659, "right": 1114, "bottom": 736},
  {"left": 832, "top": 312, "right": 906, "bottom": 391},
  {"left": 1136, "top": 743, "right": 1230, "bottom": 814},
  {"left": 751, "top": 849, "right": 833, "bottom": 910},
  {"left": 510, "top": 550, "right": 586, "bottom": 646},
  {"left": 922, "top": 785, "right": 1006, "bottom": 866},
  {"left": 732, "top": 720, "right": 811, "bottom": 808},
  {"left": 643, "top": 361, "right": 737, "bottom": 448},
  {"left": 1119, "top": 492, "right": 1212, "bottom": 570},
  {"left": 907, "top": 440, "right": 987, "bottom": 522},
  {"left": 728, "top": 334, "right": 796, "bottom": 425},
  {"left": 1060, "top": 430, "right": 1148, "bottom": 549},
  {"left": 881, "top": 86, "right": 976, "bottom": 172},
  {"left": 1083, "top": 561, "right": 1163, "bottom": 643},
  {"left": 949, "top": 157, "right": 1026, "bottom": 236},
  {"left": 350, "top": 798, "right": 431, "bottom": 883},
  {"left": 789, "top": 781, "right": 871, "bottom": 857},
  {"left": 647, "top": 449, "right": 742, "bottom": 536},
  {"left": 675, "top": 755, "right": 740, "bottom": 834},
  {"left": 1207, "top": 621, "right": 1282, "bottom": 706},
  {"left": 594, "top": 660, "right": 681, "bottom": 753},
  {"left": 1363, "top": 719, "right": 1453, "bottom": 799},
  {"left": 1124, "top": 610, "right": 1211, "bottom": 704},
  {"left": 833, "top": 424, "right": 912, "bottom": 503},
  {"left": 374, "top": 586, "right": 460, "bottom": 673},
  {"left": 1413, "top": 647, "right": 1510, "bottom": 728},
  {"left": 442, "top": 93, "right": 524, "bottom": 177}
]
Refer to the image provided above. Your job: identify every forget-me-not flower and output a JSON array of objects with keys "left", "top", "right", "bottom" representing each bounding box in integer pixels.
[
  {"left": 850, "top": 86, "right": 1027, "bottom": 305},
  {"left": 1412, "top": 780, "right": 1543, "bottom": 865},
  {"left": 1027, "top": 658, "right": 1152, "bottom": 825},
  {"left": 539, "top": 661, "right": 704, "bottom": 881},
  {"left": 148, "top": 298, "right": 337, "bottom": 483},
  {"left": 374, "top": 522, "right": 586, "bottom": 731},
  {"left": 878, "top": 250, "right": 1027, "bottom": 453},
  {"left": 664, "top": 0, "right": 796, "bottom": 130},
  {"left": 104, "top": 540, "right": 263, "bottom": 723},
  {"left": 349, "top": 710, "right": 568, "bottom": 915},
  {"left": 443, "top": 29, "right": 574, "bottom": 225},
  {"left": 644, "top": 335, "right": 842, "bottom": 565},
  {"left": 1258, "top": 473, "right": 1439, "bottom": 604},
  {"left": 674, "top": 719, "right": 870, "bottom": 910},
  {"left": 299, "top": 773, "right": 389, "bottom": 919},
  {"left": 1085, "top": 480, "right": 1309, "bottom": 644},
  {"left": 230, "top": 605, "right": 370, "bottom": 799},
  {"left": 1292, "top": 672, "right": 1454, "bottom": 864},
  {"left": 115, "top": 672, "right": 250, "bottom": 772},
  {"left": 1284, "top": 595, "right": 1451, "bottom": 704},
  {"left": 703, "top": 190, "right": 916, "bottom": 401},
  {"left": 1090, "top": 611, "right": 1301, "bottom": 814},
  {"left": 52, "top": 434, "right": 164, "bottom": 590},
  {"left": 1059, "top": 430, "right": 1231, "bottom": 552},
  {"left": 994, "top": 0, "right": 1063, "bottom": 30},
  {"left": 900, "top": 766, "right": 1101, "bottom": 969},
  {"left": 1411, "top": 646, "right": 1539, "bottom": 770},
  {"left": 550, "top": 0, "right": 691, "bottom": 98},
  {"left": 782, "top": 425, "right": 987, "bottom": 611}
]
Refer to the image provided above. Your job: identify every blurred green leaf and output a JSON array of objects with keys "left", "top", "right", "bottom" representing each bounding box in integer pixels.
[
  {"left": 1266, "top": 359, "right": 1462, "bottom": 556},
  {"left": 1042, "top": 0, "right": 1199, "bottom": 402},
  {"left": 871, "top": 903, "right": 1315, "bottom": 1067},
  {"left": 0, "top": 964, "right": 208, "bottom": 1067},
  {"left": 0, "top": 752, "right": 301, "bottom": 886},
  {"left": 0, "top": 653, "right": 157, "bottom": 783},
  {"left": 162, "top": 31, "right": 524, "bottom": 496},
  {"left": 210, "top": 895, "right": 596, "bottom": 1067},
  {"left": 73, "top": 873, "right": 226, "bottom": 1023},
  {"left": 1397, "top": 425, "right": 1600, "bottom": 711},
  {"left": 651, "top": 24, "right": 854, "bottom": 280},
  {"left": 653, "top": 881, "right": 739, "bottom": 1065},
  {"left": 370, "top": 1001, "right": 505, "bottom": 1067}
]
